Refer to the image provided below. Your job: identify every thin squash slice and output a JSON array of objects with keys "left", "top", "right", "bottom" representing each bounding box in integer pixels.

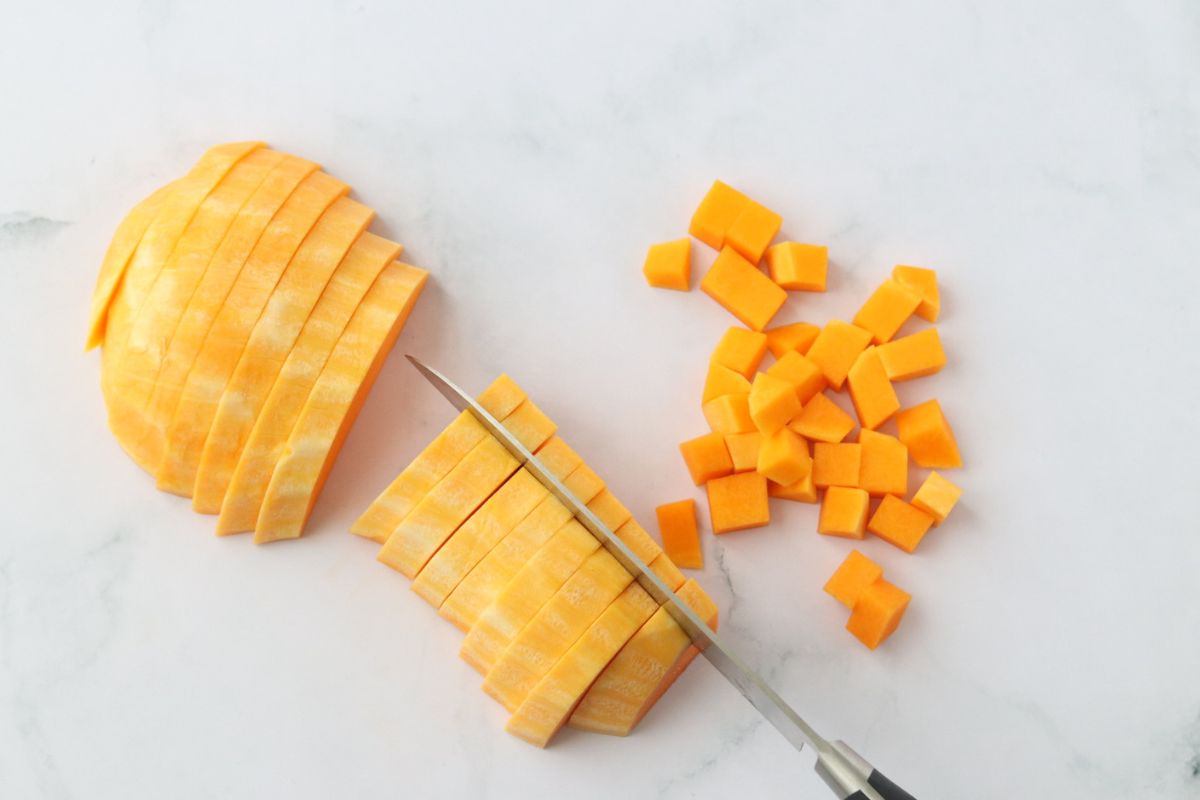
[
  {"left": 192, "top": 226, "right": 396, "bottom": 513},
  {"left": 86, "top": 180, "right": 179, "bottom": 350},
  {"left": 253, "top": 261, "right": 427, "bottom": 542},
  {"left": 111, "top": 165, "right": 337, "bottom": 470},
  {"left": 507, "top": 582, "right": 659, "bottom": 747},
  {"left": 214, "top": 233, "right": 400, "bottom": 534},
  {"left": 349, "top": 375, "right": 528, "bottom": 543},
  {"left": 569, "top": 579, "right": 718, "bottom": 736},
  {"left": 483, "top": 546, "right": 634, "bottom": 712},
  {"left": 156, "top": 193, "right": 371, "bottom": 495}
]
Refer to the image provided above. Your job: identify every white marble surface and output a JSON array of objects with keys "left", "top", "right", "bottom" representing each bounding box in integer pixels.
[{"left": 3, "top": 1, "right": 1199, "bottom": 797}]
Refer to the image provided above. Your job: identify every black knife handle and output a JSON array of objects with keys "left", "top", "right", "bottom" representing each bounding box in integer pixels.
[
  {"left": 845, "top": 769, "right": 916, "bottom": 800},
  {"left": 815, "top": 740, "right": 917, "bottom": 800}
]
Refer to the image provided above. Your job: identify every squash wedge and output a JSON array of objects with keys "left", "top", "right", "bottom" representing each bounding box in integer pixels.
[
  {"left": 253, "top": 261, "right": 427, "bottom": 543},
  {"left": 193, "top": 226, "right": 395, "bottom": 513},
  {"left": 156, "top": 190, "right": 368, "bottom": 495},
  {"left": 507, "top": 582, "right": 658, "bottom": 747},
  {"left": 86, "top": 180, "right": 179, "bottom": 350}
]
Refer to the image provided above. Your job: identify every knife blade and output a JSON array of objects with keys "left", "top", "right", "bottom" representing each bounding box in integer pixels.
[{"left": 405, "top": 355, "right": 916, "bottom": 800}]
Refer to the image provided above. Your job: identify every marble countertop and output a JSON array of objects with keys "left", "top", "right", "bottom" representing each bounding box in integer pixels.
[{"left": 3, "top": 2, "right": 1199, "bottom": 797}]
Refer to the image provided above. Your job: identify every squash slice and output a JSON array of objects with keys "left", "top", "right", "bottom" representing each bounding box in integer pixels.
[
  {"left": 110, "top": 164, "right": 331, "bottom": 470},
  {"left": 507, "top": 582, "right": 658, "bottom": 747},
  {"left": 569, "top": 579, "right": 718, "bottom": 736},
  {"left": 156, "top": 191, "right": 368, "bottom": 495},
  {"left": 254, "top": 261, "right": 427, "bottom": 542},
  {"left": 349, "top": 376, "right": 528, "bottom": 543},
  {"left": 460, "top": 519, "right": 598, "bottom": 675},
  {"left": 483, "top": 547, "right": 633, "bottom": 712},
  {"left": 86, "top": 181, "right": 179, "bottom": 350},
  {"left": 209, "top": 232, "right": 400, "bottom": 532}
]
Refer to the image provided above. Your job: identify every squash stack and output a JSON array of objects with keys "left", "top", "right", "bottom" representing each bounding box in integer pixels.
[
  {"left": 87, "top": 142, "right": 427, "bottom": 543},
  {"left": 352, "top": 375, "right": 719, "bottom": 747}
]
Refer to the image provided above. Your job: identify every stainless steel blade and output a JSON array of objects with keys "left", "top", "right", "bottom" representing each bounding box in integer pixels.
[{"left": 405, "top": 355, "right": 835, "bottom": 760}]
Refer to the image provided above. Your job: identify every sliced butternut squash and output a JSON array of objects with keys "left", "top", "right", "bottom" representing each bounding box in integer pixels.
[
  {"left": 157, "top": 195, "right": 373, "bottom": 495},
  {"left": 252, "top": 262, "right": 427, "bottom": 542},
  {"left": 507, "top": 582, "right": 659, "bottom": 747},
  {"left": 569, "top": 579, "right": 717, "bottom": 736}
]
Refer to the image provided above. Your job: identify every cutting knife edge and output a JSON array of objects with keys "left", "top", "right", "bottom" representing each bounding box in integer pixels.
[{"left": 405, "top": 356, "right": 916, "bottom": 800}]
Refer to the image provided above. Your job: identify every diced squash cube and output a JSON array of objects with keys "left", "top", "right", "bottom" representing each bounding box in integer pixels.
[
  {"left": 588, "top": 488, "right": 633, "bottom": 532},
  {"left": 656, "top": 499, "right": 703, "bottom": 569},
  {"left": 767, "top": 471, "right": 817, "bottom": 503},
  {"left": 711, "top": 327, "right": 768, "bottom": 378},
  {"left": 876, "top": 329, "right": 946, "bottom": 381},
  {"left": 532, "top": 435, "right": 585, "bottom": 480},
  {"left": 702, "top": 362, "right": 752, "bottom": 403},
  {"left": 502, "top": 399, "right": 559, "bottom": 452},
  {"left": 764, "top": 242, "right": 827, "bottom": 291},
  {"left": 725, "top": 200, "right": 783, "bottom": 264},
  {"left": 702, "top": 393, "right": 755, "bottom": 434},
  {"left": 642, "top": 238, "right": 691, "bottom": 291},
  {"left": 846, "top": 348, "right": 900, "bottom": 430},
  {"left": 789, "top": 392, "right": 856, "bottom": 443},
  {"left": 648, "top": 552, "right": 686, "bottom": 590},
  {"left": 570, "top": 579, "right": 717, "bottom": 736},
  {"left": 563, "top": 462, "right": 606, "bottom": 503},
  {"left": 764, "top": 321, "right": 820, "bottom": 358},
  {"left": 614, "top": 518, "right": 663, "bottom": 565},
  {"left": 858, "top": 429, "right": 908, "bottom": 497},
  {"left": 706, "top": 472, "right": 770, "bottom": 533},
  {"left": 679, "top": 432, "right": 735, "bottom": 485},
  {"left": 896, "top": 399, "right": 962, "bottom": 468},
  {"left": 892, "top": 265, "right": 940, "bottom": 322},
  {"left": 700, "top": 247, "right": 787, "bottom": 331},
  {"left": 812, "top": 442, "right": 862, "bottom": 488},
  {"left": 766, "top": 350, "right": 827, "bottom": 403},
  {"left": 748, "top": 371, "right": 801, "bottom": 435},
  {"left": 853, "top": 278, "right": 922, "bottom": 345},
  {"left": 818, "top": 486, "right": 869, "bottom": 539},
  {"left": 806, "top": 320, "right": 873, "bottom": 389},
  {"left": 868, "top": 495, "right": 934, "bottom": 553},
  {"left": 823, "top": 549, "right": 884, "bottom": 609},
  {"left": 847, "top": 579, "right": 911, "bottom": 650},
  {"left": 724, "top": 431, "right": 762, "bottom": 472},
  {"left": 688, "top": 180, "right": 750, "bottom": 250},
  {"left": 756, "top": 428, "right": 811, "bottom": 486},
  {"left": 911, "top": 471, "right": 962, "bottom": 526}
]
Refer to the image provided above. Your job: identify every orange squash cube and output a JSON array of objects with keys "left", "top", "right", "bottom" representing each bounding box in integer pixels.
[
  {"left": 642, "top": 238, "right": 691, "bottom": 291},
  {"left": 764, "top": 242, "right": 827, "bottom": 291},
  {"left": 588, "top": 488, "right": 633, "bottom": 532},
  {"left": 748, "top": 371, "right": 801, "bottom": 436},
  {"left": 724, "top": 432, "right": 762, "bottom": 473},
  {"left": 702, "top": 393, "right": 755, "bottom": 434},
  {"left": 655, "top": 499, "right": 703, "bottom": 569},
  {"left": 702, "top": 362, "right": 752, "bottom": 403},
  {"left": 896, "top": 399, "right": 962, "bottom": 468},
  {"left": 756, "top": 428, "right": 811, "bottom": 486},
  {"left": 711, "top": 327, "right": 768, "bottom": 379},
  {"left": 846, "top": 348, "right": 899, "bottom": 430},
  {"left": 858, "top": 429, "right": 908, "bottom": 497},
  {"left": 789, "top": 392, "right": 855, "bottom": 443},
  {"left": 818, "top": 486, "right": 869, "bottom": 539},
  {"left": 892, "top": 265, "right": 939, "bottom": 322},
  {"left": 876, "top": 328, "right": 947, "bottom": 381},
  {"left": 767, "top": 350, "right": 827, "bottom": 403},
  {"left": 846, "top": 579, "right": 911, "bottom": 650},
  {"left": 700, "top": 247, "right": 787, "bottom": 331},
  {"left": 806, "top": 320, "right": 872, "bottom": 390},
  {"left": 823, "top": 549, "right": 883, "bottom": 608},
  {"left": 725, "top": 200, "right": 783, "bottom": 264},
  {"left": 689, "top": 180, "right": 750, "bottom": 250},
  {"left": 812, "top": 442, "right": 861, "bottom": 488},
  {"left": 853, "top": 279, "right": 922, "bottom": 344},
  {"left": 911, "top": 471, "right": 962, "bottom": 525},
  {"left": 868, "top": 495, "right": 934, "bottom": 553},
  {"left": 764, "top": 321, "right": 820, "bottom": 358},
  {"left": 706, "top": 472, "right": 770, "bottom": 534},
  {"left": 767, "top": 470, "right": 817, "bottom": 503},
  {"left": 679, "top": 432, "right": 734, "bottom": 485}
]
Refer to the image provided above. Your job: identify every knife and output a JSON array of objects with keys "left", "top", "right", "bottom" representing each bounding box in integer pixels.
[{"left": 406, "top": 356, "right": 916, "bottom": 800}]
